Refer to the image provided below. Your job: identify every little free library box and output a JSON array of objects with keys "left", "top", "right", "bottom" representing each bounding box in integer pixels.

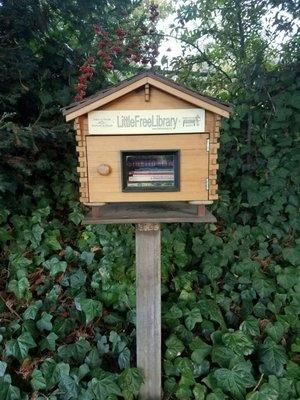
[{"left": 63, "top": 72, "right": 231, "bottom": 221}]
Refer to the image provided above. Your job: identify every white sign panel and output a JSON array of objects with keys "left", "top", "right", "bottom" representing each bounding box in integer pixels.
[{"left": 88, "top": 108, "right": 205, "bottom": 135}]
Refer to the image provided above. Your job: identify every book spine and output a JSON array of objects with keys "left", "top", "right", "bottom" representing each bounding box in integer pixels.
[{"left": 129, "top": 175, "right": 174, "bottom": 182}]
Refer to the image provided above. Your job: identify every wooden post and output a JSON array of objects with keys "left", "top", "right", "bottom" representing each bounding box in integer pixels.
[{"left": 136, "top": 223, "right": 161, "bottom": 400}]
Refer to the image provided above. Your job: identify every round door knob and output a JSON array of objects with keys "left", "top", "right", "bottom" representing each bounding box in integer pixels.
[{"left": 98, "top": 164, "right": 111, "bottom": 176}]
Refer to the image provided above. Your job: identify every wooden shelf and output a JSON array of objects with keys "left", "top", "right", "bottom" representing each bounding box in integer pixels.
[{"left": 83, "top": 202, "right": 216, "bottom": 224}]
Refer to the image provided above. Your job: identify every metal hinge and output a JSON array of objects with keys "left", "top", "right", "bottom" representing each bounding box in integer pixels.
[
  {"left": 205, "top": 178, "right": 209, "bottom": 191},
  {"left": 206, "top": 138, "right": 210, "bottom": 152}
]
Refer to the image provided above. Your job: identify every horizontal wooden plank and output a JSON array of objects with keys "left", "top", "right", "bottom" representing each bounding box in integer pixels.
[
  {"left": 82, "top": 202, "right": 217, "bottom": 224},
  {"left": 86, "top": 134, "right": 208, "bottom": 151}
]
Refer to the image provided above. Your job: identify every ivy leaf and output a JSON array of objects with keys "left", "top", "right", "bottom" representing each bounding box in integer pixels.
[
  {"left": 41, "top": 332, "right": 58, "bottom": 351},
  {"left": 31, "top": 369, "right": 47, "bottom": 391},
  {"left": 165, "top": 335, "right": 185, "bottom": 360},
  {"left": 90, "top": 377, "right": 122, "bottom": 400},
  {"left": 43, "top": 257, "right": 67, "bottom": 276},
  {"left": 191, "top": 340, "right": 211, "bottom": 364},
  {"left": 36, "top": 312, "right": 53, "bottom": 331},
  {"left": 282, "top": 245, "right": 300, "bottom": 266},
  {"left": 253, "top": 276, "right": 276, "bottom": 298},
  {"left": 0, "top": 379, "right": 20, "bottom": 400},
  {"left": 118, "top": 347, "right": 130, "bottom": 369},
  {"left": 8, "top": 277, "right": 30, "bottom": 299},
  {"left": 176, "top": 385, "right": 192, "bottom": 399},
  {"left": 41, "top": 359, "right": 70, "bottom": 390},
  {"left": 240, "top": 316, "right": 260, "bottom": 337},
  {"left": 265, "top": 321, "right": 287, "bottom": 343},
  {"left": 119, "top": 368, "right": 143, "bottom": 397},
  {"left": 45, "top": 234, "right": 62, "bottom": 250},
  {"left": 259, "top": 337, "right": 287, "bottom": 376},
  {"left": 72, "top": 338, "right": 91, "bottom": 362},
  {"left": 69, "top": 209, "right": 84, "bottom": 225},
  {"left": 75, "top": 298, "right": 102, "bottom": 324},
  {"left": 59, "top": 373, "right": 78, "bottom": 399},
  {"left": 5, "top": 332, "right": 36, "bottom": 360},
  {"left": 185, "top": 307, "right": 203, "bottom": 331},
  {"left": 214, "top": 362, "right": 255, "bottom": 399},
  {"left": 222, "top": 331, "right": 254, "bottom": 355},
  {"left": 193, "top": 384, "right": 207, "bottom": 400},
  {"left": 23, "top": 300, "right": 42, "bottom": 320},
  {"left": 211, "top": 345, "right": 236, "bottom": 368},
  {"left": 0, "top": 361, "right": 7, "bottom": 377}
]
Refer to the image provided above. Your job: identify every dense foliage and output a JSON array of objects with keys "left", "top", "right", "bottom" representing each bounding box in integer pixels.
[{"left": 0, "top": 0, "right": 299, "bottom": 399}]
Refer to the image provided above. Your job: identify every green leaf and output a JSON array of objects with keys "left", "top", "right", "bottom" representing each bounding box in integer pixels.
[
  {"left": 176, "top": 385, "right": 193, "bottom": 399},
  {"left": 41, "top": 359, "right": 70, "bottom": 389},
  {"left": 8, "top": 277, "right": 30, "bottom": 299},
  {"left": 191, "top": 340, "right": 211, "bottom": 364},
  {"left": 265, "top": 321, "right": 288, "bottom": 343},
  {"left": 75, "top": 298, "right": 102, "bottom": 324},
  {"left": 259, "top": 337, "right": 287, "bottom": 376},
  {"left": 31, "top": 369, "right": 47, "bottom": 391},
  {"left": 5, "top": 332, "right": 36, "bottom": 360},
  {"left": 214, "top": 362, "right": 255, "bottom": 399},
  {"left": 41, "top": 332, "right": 58, "bottom": 351},
  {"left": 23, "top": 300, "right": 42, "bottom": 320},
  {"left": 193, "top": 384, "right": 207, "bottom": 400},
  {"left": 36, "top": 312, "right": 53, "bottom": 331},
  {"left": 211, "top": 345, "right": 236, "bottom": 368},
  {"left": 185, "top": 307, "right": 202, "bottom": 330},
  {"left": 45, "top": 234, "right": 62, "bottom": 250},
  {"left": 253, "top": 276, "right": 276, "bottom": 298},
  {"left": 119, "top": 368, "right": 143, "bottom": 397},
  {"left": 59, "top": 374, "right": 78, "bottom": 399},
  {"left": 0, "top": 361, "right": 7, "bottom": 377},
  {"left": 72, "top": 338, "right": 91, "bottom": 362},
  {"left": 240, "top": 316, "right": 260, "bottom": 337},
  {"left": 118, "top": 347, "right": 130, "bottom": 369},
  {"left": 90, "top": 377, "right": 122, "bottom": 400},
  {"left": 222, "top": 331, "right": 254, "bottom": 355},
  {"left": 43, "top": 257, "right": 67, "bottom": 276},
  {"left": 282, "top": 246, "right": 300, "bottom": 266},
  {"left": 165, "top": 335, "right": 185, "bottom": 359}
]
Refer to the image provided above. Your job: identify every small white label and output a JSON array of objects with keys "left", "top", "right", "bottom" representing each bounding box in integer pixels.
[{"left": 88, "top": 108, "right": 205, "bottom": 134}]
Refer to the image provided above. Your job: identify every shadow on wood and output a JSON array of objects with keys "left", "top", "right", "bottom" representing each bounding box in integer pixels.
[{"left": 83, "top": 202, "right": 216, "bottom": 224}]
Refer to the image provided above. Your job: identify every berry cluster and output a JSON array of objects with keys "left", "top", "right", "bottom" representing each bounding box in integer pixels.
[
  {"left": 75, "top": 57, "right": 95, "bottom": 102},
  {"left": 75, "top": 3, "right": 160, "bottom": 101}
]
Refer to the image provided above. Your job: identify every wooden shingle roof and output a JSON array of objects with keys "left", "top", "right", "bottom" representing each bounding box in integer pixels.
[{"left": 63, "top": 71, "right": 232, "bottom": 121}]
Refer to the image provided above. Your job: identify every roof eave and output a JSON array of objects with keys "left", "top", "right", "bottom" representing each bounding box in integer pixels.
[{"left": 63, "top": 71, "right": 232, "bottom": 121}]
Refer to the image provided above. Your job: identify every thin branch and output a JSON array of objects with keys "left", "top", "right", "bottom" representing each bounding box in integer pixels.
[
  {"left": 0, "top": 294, "right": 21, "bottom": 319},
  {"left": 253, "top": 373, "right": 264, "bottom": 392},
  {"left": 151, "top": 32, "right": 232, "bottom": 81}
]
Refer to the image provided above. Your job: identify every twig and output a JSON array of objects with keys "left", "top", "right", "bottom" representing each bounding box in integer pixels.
[
  {"left": 0, "top": 294, "right": 21, "bottom": 319},
  {"left": 253, "top": 373, "right": 264, "bottom": 392},
  {"left": 150, "top": 32, "right": 232, "bottom": 81}
]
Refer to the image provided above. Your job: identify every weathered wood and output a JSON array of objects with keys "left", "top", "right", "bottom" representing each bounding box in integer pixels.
[
  {"left": 83, "top": 202, "right": 216, "bottom": 224},
  {"left": 136, "top": 223, "right": 161, "bottom": 400},
  {"left": 91, "top": 206, "right": 102, "bottom": 218},
  {"left": 197, "top": 205, "right": 206, "bottom": 217}
]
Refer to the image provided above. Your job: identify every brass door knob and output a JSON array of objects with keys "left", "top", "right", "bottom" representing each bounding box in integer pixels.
[{"left": 98, "top": 164, "right": 111, "bottom": 176}]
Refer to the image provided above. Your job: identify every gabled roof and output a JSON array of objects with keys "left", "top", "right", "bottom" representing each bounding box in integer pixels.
[{"left": 62, "top": 71, "right": 232, "bottom": 121}]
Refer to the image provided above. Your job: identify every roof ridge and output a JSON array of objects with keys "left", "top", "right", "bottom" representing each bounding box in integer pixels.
[{"left": 62, "top": 70, "right": 232, "bottom": 119}]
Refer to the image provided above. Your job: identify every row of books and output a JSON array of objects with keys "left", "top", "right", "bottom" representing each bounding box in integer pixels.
[
  {"left": 127, "top": 161, "right": 174, "bottom": 168},
  {"left": 127, "top": 182, "right": 174, "bottom": 188},
  {"left": 129, "top": 169, "right": 173, "bottom": 175},
  {"left": 129, "top": 175, "right": 174, "bottom": 182},
  {"left": 128, "top": 168, "right": 174, "bottom": 182}
]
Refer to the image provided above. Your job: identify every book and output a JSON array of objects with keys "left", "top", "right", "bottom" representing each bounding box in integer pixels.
[{"left": 129, "top": 175, "right": 174, "bottom": 182}]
